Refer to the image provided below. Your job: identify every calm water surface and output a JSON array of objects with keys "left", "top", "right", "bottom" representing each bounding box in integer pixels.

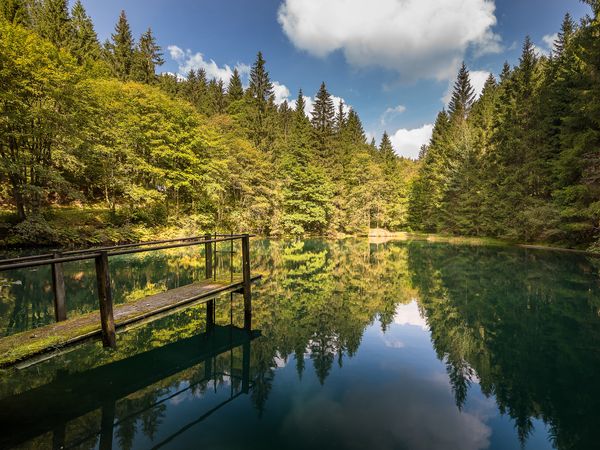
[{"left": 0, "top": 239, "right": 599, "bottom": 449}]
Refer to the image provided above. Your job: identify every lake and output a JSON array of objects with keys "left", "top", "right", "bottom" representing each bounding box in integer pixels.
[{"left": 0, "top": 239, "right": 599, "bottom": 449}]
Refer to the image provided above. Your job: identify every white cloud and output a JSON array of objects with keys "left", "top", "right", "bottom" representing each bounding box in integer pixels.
[
  {"left": 390, "top": 124, "right": 434, "bottom": 159},
  {"left": 380, "top": 104, "right": 407, "bottom": 126},
  {"left": 533, "top": 33, "right": 558, "bottom": 57},
  {"left": 278, "top": 0, "right": 502, "bottom": 82},
  {"left": 393, "top": 300, "right": 429, "bottom": 331},
  {"left": 167, "top": 45, "right": 250, "bottom": 85},
  {"left": 272, "top": 81, "right": 291, "bottom": 105},
  {"left": 442, "top": 70, "right": 491, "bottom": 105},
  {"left": 542, "top": 33, "right": 558, "bottom": 53}
]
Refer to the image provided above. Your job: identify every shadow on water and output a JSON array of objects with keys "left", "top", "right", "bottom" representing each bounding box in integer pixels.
[
  {"left": 0, "top": 306, "right": 260, "bottom": 449},
  {"left": 0, "top": 239, "right": 599, "bottom": 449}
]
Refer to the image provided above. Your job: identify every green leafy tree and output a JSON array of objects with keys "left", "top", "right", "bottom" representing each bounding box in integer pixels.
[{"left": 107, "top": 10, "right": 135, "bottom": 80}]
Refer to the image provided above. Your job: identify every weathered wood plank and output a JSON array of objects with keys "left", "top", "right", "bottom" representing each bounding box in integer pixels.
[{"left": 0, "top": 275, "right": 260, "bottom": 367}]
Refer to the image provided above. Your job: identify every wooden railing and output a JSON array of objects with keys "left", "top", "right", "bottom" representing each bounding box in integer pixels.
[{"left": 0, "top": 234, "right": 254, "bottom": 348}]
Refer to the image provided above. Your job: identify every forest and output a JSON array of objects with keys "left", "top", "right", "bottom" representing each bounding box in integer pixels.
[{"left": 0, "top": 0, "right": 599, "bottom": 250}]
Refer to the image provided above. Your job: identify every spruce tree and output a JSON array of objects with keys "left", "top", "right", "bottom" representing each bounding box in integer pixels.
[
  {"left": 335, "top": 100, "right": 346, "bottom": 133},
  {"left": 379, "top": 131, "right": 395, "bottom": 163},
  {"left": 226, "top": 68, "right": 244, "bottom": 102},
  {"left": 108, "top": 10, "right": 135, "bottom": 80},
  {"left": 554, "top": 13, "right": 575, "bottom": 57},
  {"left": 34, "top": 0, "right": 72, "bottom": 48},
  {"left": 448, "top": 62, "right": 475, "bottom": 122},
  {"left": 311, "top": 82, "right": 335, "bottom": 159},
  {"left": 133, "top": 28, "right": 164, "bottom": 84},
  {"left": 248, "top": 51, "right": 273, "bottom": 108},
  {"left": 247, "top": 51, "right": 274, "bottom": 147},
  {"left": 1, "top": 0, "right": 29, "bottom": 24},
  {"left": 294, "top": 89, "right": 306, "bottom": 118},
  {"left": 70, "top": 0, "right": 99, "bottom": 63}
]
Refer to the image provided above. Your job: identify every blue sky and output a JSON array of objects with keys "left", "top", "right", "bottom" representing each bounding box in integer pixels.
[{"left": 79, "top": 0, "right": 591, "bottom": 158}]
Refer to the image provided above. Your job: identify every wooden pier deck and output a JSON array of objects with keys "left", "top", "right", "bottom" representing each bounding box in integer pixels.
[
  {"left": 0, "top": 234, "right": 260, "bottom": 367},
  {"left": 0, "top": 275, "right": 260, "bottom": 367}
]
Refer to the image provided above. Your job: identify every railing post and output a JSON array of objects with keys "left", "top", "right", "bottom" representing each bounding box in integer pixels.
[
  {"left": 51, "top": 252, "right": 67, "bottom": 322},
  {"left": 205, "top": 233, "right": 215, "bottom": 328},
  {"left": 241, "top": 234, "right": 252, "bottom": 330},
  {"left": 204, "top": 233, "right": 213, "bottom": 279},
  {"left": 95, "top": 251, "right": 116, "bottom": 348}
]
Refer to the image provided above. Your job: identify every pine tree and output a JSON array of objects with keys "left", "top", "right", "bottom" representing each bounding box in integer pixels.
[
  {"left": 133, "top": 28, "right": 163, "bottom": 84},
  {"left": 448, "top": 62, "right": 475, "bottom": 122},
  {"left": 33, "top": 0, "right": 72, "bottom": 48},
  {"left": 70, "top": 0, "right": 99, "bottom": 63},
  {"left": 247, "top": 51, "right": 274, "bottom": 147},
  {"left": 108, "top": 10, "right": 135, "bottom": 80},
  {"left": 554, "top": 13, "right": 575, "bottom": 57},
  {"left": 0, "top": 0, "right": 29, "bottom": 24},
  {"left": 379, "top": 131, "right": 395, "bottom": 163},
  {"left": 248, "top": 51, "right": 273, "bottom": 108},
  {"left": 335, "top": 100, "right": 346, "bottom": 133},
  {"left": 311, "top": 82, "right": 335, "bottom": 159},
  {"left": 226, "top": 68, "right": 244, "bottom": 102}
]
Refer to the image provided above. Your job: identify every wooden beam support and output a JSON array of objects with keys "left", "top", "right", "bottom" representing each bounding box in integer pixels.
[
  {"left": 51, "top": 253, "right": 66, "bottom": 322},
  {"left": 95, "top": 251, "right": 116, "bottom": 348},
  {"left": 241, "top": 234, "right": 252, "bottom": 330}
]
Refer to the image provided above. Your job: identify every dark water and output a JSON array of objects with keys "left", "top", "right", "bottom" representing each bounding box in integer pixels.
[{"left": 0, "top": 239, "right": 599, "bottom": 450}]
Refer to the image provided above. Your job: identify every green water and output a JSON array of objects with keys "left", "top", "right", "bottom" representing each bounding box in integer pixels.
[{"left": 0, "top": 239, "right": 599, "bottom": 449}]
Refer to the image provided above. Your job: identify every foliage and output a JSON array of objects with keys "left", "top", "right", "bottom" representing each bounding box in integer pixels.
[{"left": 409, "top": 4, "right": 600, "bottom": 250}]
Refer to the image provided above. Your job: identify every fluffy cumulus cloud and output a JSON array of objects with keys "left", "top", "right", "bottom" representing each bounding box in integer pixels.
[
  {"left": 167, "top": 45, "right": 250, "bottom": 84},
  {"left": 533, "top": 33, "right": 558, "bottom": 57},
  {"left": 380, "top": 104, "right": 407, "bottom": 126},
  {"left": 390, "top": 124, "right": 434, "bottom": 159},
  {"left": 442, "top": 70, "right": 491, "bottom": 105},
  {"left": 278, "top": 0, "right": 502, "bottom": 82}
]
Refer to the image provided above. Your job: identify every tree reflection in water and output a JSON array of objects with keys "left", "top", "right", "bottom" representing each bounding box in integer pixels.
[{"left": 0, "top": 239, "right": 598, "bottom": 449}]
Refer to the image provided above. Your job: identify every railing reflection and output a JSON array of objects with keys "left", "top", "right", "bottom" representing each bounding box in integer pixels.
[{"left": 0, "top": 318, "right": 260, "bottom": 449}]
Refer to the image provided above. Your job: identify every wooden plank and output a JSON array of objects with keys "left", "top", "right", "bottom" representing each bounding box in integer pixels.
[{"left": 0, "top": 275, "right": 261, "bottom": 367}]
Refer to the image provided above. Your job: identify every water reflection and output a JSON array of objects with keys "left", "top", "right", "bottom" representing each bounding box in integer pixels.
[{"left": 0, "top": 239, "right": 599, "bottom": 449}]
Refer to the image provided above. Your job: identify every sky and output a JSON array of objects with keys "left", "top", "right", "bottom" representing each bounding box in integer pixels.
[{"left": 78, "top": 0, "right": 591, "bottom": 158}]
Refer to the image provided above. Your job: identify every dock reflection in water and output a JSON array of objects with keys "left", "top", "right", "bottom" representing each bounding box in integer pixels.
[{"left": 0, "top": 315, "right": 260, "bottom": 450}]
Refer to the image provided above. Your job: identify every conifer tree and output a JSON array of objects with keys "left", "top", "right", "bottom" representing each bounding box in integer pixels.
[
  {"left": 247, "top": 51, "right": 274, "bottom": 147},
  {"left": 226, "top": 68, "right": 244, "bottom": 102},
  {"left": 311, "top": 82, "right": 335, "bottom": 159},
  {"left": 448, "top": 62, "right": 475, "bottom": 122},
  {"left": 1, "top": 0, "right": 29, "bottom": 24},
  {"left": 248, "top": 51, "right": 273, "bottom": 108},
  {"left": 70, "top": 0, "right": 99, "bottom": 63},
  {"left": 108, "top": 10, "right": 135, "bottom": 80},
  {"left": 33, "top": 0, "right": 72, "bottom": 48},
  {"left": 379, "top": 131, "right": 395, "bottom": 163},
  {"left": 335, "top": 100, "right": 346, "bottom": 133},
  {"left": 133, "top": 28, "right": 164, "bottom": 84}
]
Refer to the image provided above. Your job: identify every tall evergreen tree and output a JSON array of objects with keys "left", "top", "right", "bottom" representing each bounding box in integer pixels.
[
  {"left": 108, "top": 10, "right": 135, "bottom": 80},
  {"left": 311, "top": 82, "right": 335, "bottom": 159},
  {"left": 379, "top": 131, "right": 395, "bottom": 163},
  {"left": 0, "top": 0, "right": 29, "bottom": 24},
  {"left": 226, "top": 68, "right": 244, "bottom": 102},
  {"left": 448, "top": 62, "right": 475, "bottom": 122},
  {"left": 247, "top": 51, "right": 274, "bottom": 147},
  {"left": 133, "top": 27, "right": 163, "bottom": 84},
  {"left": 69, "top": 0, "right": 99, "bottom": 63},
  {"left": 33, "top": 0, "right": 72, "bottom": 48}
]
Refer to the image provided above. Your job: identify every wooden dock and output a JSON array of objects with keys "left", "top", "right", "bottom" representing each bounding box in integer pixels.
[{"left": 0, "top": 234, "right": 260, "bottom": 367}]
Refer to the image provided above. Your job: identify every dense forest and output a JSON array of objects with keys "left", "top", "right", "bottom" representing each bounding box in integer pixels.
[
  {"left": 410, "top": 1, "right": 600, "bottom": 250},
  {"left": 0, "top": 0, "right": 415, "bottom": 245},
  {"left": 0, "top": 0, "right": 599, "bottom": 250}
]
